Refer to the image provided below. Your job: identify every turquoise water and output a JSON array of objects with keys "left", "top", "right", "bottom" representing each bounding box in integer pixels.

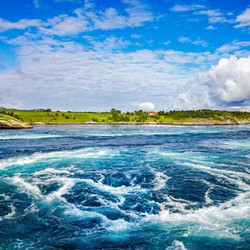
[{"left": 0, "top": 125, "right": 249, "bottom": 249}]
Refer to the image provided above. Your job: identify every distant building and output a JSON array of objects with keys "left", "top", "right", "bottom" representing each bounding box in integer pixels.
[{"left": 149, "top": 111, "right": 158, "bottom": 116}]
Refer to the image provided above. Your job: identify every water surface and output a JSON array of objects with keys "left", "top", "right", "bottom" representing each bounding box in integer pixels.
[{"left": 0, "top": 125, "right": 249, "bottom": 249}]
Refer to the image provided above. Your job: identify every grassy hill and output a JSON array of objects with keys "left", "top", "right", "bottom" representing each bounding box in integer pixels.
[
  {"left": 0, "top": 114, "right": 32, "bottom": 129},
  {"left": 1, "top": 109, "right": 249, "bottom": 125}
]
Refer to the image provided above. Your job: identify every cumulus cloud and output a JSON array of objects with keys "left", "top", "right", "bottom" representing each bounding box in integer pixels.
[
  {"left": 205, "top": 56, "right": 250, "bottom": 104},
  {"left": 137, "top": 102, "right": 155, "bottom": 111}
]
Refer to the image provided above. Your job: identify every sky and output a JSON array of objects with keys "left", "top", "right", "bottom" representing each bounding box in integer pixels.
[{"left": 0, "top": 0, "right": 249, "bottom": 111}]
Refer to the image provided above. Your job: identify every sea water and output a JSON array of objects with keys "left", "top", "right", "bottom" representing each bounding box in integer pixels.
[{"left": 0, "top": 125, "right": 249, "bottom": 249}]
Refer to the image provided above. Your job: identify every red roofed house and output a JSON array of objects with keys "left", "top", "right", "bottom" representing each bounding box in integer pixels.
[{"left": 149, "top": 111, "right": 158, "bottom": 116}]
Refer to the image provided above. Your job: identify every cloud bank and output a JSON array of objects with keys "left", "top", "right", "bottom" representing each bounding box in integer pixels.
[{"left": 205, "top": 56, "right": 250, "bottom": 105}]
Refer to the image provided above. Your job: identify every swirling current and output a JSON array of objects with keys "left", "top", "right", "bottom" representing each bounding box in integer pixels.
[{"left": 0, "top": 125, "right": 249, "bottom": 249}]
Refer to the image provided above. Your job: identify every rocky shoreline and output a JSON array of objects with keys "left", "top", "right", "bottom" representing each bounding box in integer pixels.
[{"left": 0, "top": 116, "right": 32, "bottom": 129}]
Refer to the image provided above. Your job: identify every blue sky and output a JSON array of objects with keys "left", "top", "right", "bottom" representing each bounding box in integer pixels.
[{"left": 0, "top": 0, "right": 249, "bottom": 111}]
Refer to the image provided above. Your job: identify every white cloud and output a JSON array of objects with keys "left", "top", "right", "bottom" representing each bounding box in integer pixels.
[
  {"left": 0, "top": 0, "right": 154, "bottom": 36},
  {"left": 206, "top": 25, "right": 217, "bottom": 30},
  {"left": 195, "top": 9, "right": 230, "bottom": 24},
  {"left": 0, "top": 18, "right": 42, "bottom": 32},
  {"left": 235, "top": 8, "right": 250, "bottom": 29},
  {"left": 45, "top": 0, "right": 153, "bottom": 36},
  {"left": 130, "top": 33, "right": 142, "bottom": 39},
  {"left": 1, "top": 33, "right": 250, "bottom": 111},
  {"left": 0, "top": 35, "right": 209, "bottom": 111},
  {"left": 137, "top": 102, "right": 155, "bottom": 111},
  {"left": 178, "top": 37, "right": 208, "bottom": 47},
  {"left": 84, "top": 36, "right": 131, "bottom": 51},
  {"left": 216, "top": 41, "right": 250, "bottom": 55},
  {"left": 173, "top": 91, "right": 212, "bottom": 110},
  {"left": 170, "top": 4, "right": 205, "bottom": 12},
  {"left": 81, "top": 0, "right": 153, "bottom": 32},
  {"left": 40, "top": 13, "right": 90, "bottom": 36},
  {"left": 171, "top": 4, "right": 232, "bottom": 25},
  {"left": 205, "top": 56, "right": 250, "bottom": 103}
]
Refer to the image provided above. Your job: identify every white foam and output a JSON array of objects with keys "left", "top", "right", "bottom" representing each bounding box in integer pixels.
[
  {"left": 10, "top": 175, "right": 43, "bottom": 199},
  {"left": 221, "top": 140, "right": 250, "bottom": 149},
  {"left": 46, "top": 177, "right": 76, "bottom": 202},
  {"left": 104, "top": 218, "right": 130, "bottom": 231},
  {"left": 153, "top": 171, "right": 170, "bottom": 190},
  {"left": 82, "top": 178, "right": 144, "bottom": 195},
  {"left": 64, "top": 203, "right": 131, "bottom": 231},
  {"left": 180, "top": 162, "right": 250, "bottom": 190},
  {"left": 166, "top": 240, "right": 187, "bottom": 250},
  {"left": 34, "top": 168, "right": 71, "bottom": 176},
  {"left": 202, "top": 180, "right": 213, "bottom": 204},
  {"left": 8, "top": 173, "right": 79, "bottom": 204},
  {"left": 0, "top": 134, "right": 62, "bottom": 140},
  {"left": 0, "top": 148, "right": 111, "bottom": 169},
  {"left": 0, "top": 204, "right": 16, "bottom": 221},
  {"left": 146, "top": 192, "right": 250, "bottom": 239}
]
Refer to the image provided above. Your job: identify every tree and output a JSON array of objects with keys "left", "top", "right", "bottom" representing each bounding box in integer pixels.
[{"left": 110, "top": 108, "right": 121, "bottom": 122}]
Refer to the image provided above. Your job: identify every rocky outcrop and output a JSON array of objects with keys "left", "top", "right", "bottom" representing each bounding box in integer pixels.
[{"left": 0, "top": 115, "right": 32, "bottom": 129}]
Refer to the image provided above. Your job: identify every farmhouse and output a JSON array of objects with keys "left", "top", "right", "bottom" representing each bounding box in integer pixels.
[{"left": 149, "top": 111, "right": 158, "bottom": 116}]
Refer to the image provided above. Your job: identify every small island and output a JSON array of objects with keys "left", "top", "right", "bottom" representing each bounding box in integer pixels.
[{"left": 0, "top": 108, "right": 249, "bottom": 128}]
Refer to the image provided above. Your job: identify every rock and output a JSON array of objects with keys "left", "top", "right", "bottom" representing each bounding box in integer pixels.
[{"left": 0, "top": 115, "right": 32, "bottom": 129}]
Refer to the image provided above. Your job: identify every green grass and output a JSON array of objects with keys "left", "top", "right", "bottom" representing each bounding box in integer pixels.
[
  {"left": 0, "top": 114, "right": 21, "bottom": 123},
  {"left": 11, "top": 111, "right": 112, "bottom": 124},
  {"left": 1, "top": 109, "right": 250, "bottom": 125}
]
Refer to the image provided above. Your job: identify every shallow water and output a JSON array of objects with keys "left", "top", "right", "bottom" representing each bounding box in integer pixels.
[{"left": 0, "top": 125, "right": 249, "bottom": 249}]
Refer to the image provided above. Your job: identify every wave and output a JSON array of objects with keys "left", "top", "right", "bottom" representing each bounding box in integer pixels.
[
  {"left": 0, "top": 134, "right": 62, "bottom": 140},
  {"left": 166, "top": 240, "right": 187, "bottom": 250},
  {"left": 0, "top": 148, "right": 112, "bottom": 169},
  {"left": 7, "top": 172, "right": 135, "bottom": 232},
  {"left": 64, "top": 203, "right": 131, "bottom": 231},
  {"left": 146, "top": 192, "right": 250, "bottom": 239},
  {"left": 5, "top": 163, "right": 250, "bottom": 239},
  {"left": 149, "top": 149, "right": 250, "bottom": 190},
  {"left": 180, "top": 162, "right": 250, "bottom": 191},
  {"left": 0, "top": 194, "right": 16, "bottom": 221}
]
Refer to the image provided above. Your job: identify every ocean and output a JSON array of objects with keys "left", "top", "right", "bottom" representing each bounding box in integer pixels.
[{"left": 0, "top": 125, "right": 249, "bottom": 249}]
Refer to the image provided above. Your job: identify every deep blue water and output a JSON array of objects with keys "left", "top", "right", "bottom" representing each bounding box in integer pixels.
[{"left": 0, "top": 125, "right": 249, "bottom": 249}]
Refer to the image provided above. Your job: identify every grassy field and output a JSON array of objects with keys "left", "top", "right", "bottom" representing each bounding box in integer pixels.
[
  {"left": 11, "top": 111, "right": 112, "bottom": 124},
  {"left": 1, "top": 109, "right": 249, "bottom": 125}
]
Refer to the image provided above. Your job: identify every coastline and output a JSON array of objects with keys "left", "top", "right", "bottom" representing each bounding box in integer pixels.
[
  {"left": 2, "top": 122, "right": 249, "bottom": 129},
  {"left": 31, "top": 121, "right": 250, "bottom": 126},
  {"left": 1, "top": 110, "right": 250, "bottom": 129}
]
